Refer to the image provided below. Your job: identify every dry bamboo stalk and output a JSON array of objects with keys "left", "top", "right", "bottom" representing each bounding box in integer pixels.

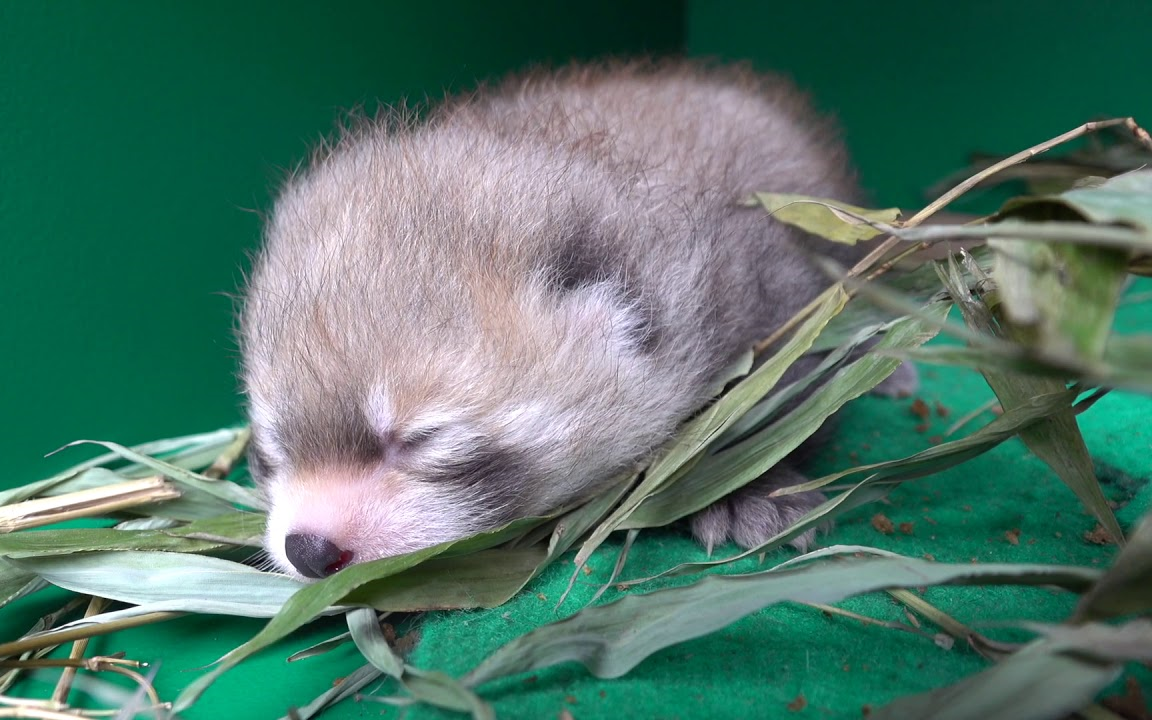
[
  {"left": 0, "top": 478, "right": 181, "bottom": 533},
  {"left": 0, "top": 613, "right": 183, "bottom": 658},
  {"left": 203, "top": 426, "right": 251, "bottom": 479},
  {"left": 50, "top": 598, "right": 107, "bottom": 706}
]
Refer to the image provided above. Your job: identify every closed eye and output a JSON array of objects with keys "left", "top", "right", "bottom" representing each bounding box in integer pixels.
[
  {"left": 245, "top": 440, "right": 276, "bottom": 483},
  {"left": 398, "top": 426, "right": 442, "bottom": 449}
]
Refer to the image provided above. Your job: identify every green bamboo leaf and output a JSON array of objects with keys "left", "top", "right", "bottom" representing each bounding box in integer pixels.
[
  {"left": 624, "top": 303, "right": 946, "bottom": 528},
  {"left": 0, "top": 530, "right": 224, "bottom": 558},
  {"left": 995, "top": 169, "right": 1152, "bottom": 232},
  {"left": 112, "top": 517, "right": 184, "bottom": 530},
  {"left": 286, "top": 631, "right": 353, "bottom": 662},
  {"left": 873, "top": 619, "right": 1152, "bottom": 720},
  {"left": 753, "top": 193, "right": 902, "bottom": 244},
  {"left": 344, "top": 547, "right": 549, "bottom": 612},
  {"left": 0, "top": 511, "right": 264, "bottom": 558},
  {"left": 59, "top": 439, "right": 264, "bottom": 510},
  {"left": 1074, "top": 512, "right": 1152, "bottom": 621},
  {"left": 12, "top": 551, "right": 306, "bottom": 616},
  {"left": 171, "top": 515, "right": 542, "bottom": 713},
  {"left": 720, "top": 317, "right": 895, "bottom": 446},
  {"left": 462, "top": 556, "right": 1099, "bottom": 688},
  {"left": 0, "top": 558, "right": 48, "bottom": 610},
  {"left": 571, "top": 285, "right": 849, "bottom": 568}
]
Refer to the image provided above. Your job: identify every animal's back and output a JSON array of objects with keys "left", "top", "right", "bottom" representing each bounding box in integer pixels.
[{"left": 443, "top": 61, "right": 861, "bottom": 370}]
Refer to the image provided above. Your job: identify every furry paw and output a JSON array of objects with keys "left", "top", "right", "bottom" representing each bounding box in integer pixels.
[
  {"left": 870, "top": 361, "right": 920, "bottom": 398},
  {"left": 690, "top": 466, "right": 827, "bottom": 554}
]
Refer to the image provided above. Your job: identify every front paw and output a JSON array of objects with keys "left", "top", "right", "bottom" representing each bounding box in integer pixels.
[{"left": 690, "top": 466, "right": 827, "bottom": 554}]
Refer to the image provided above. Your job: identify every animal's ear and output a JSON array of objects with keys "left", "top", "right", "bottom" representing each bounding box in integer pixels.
[
  {"left": 558, "top": 281, "right": 657, "bottom": 353},
  {"left": 542, "top": 215, "right": 659, "bottom": 353}
]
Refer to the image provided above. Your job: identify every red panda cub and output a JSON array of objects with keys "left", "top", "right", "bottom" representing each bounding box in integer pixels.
[{"left": 239, "top": 61, "right": 915, "bottom": 579}]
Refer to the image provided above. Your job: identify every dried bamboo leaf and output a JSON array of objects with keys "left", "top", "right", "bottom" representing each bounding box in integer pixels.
[
  {"left": 397, "top": 667, "right": 494, "bottom": 720},
  {"left": 347, "top": 608, "right": 403, "bottom": 677},
  {"left": 937, "top": 256, "right": 1125, "bottom": 545},
  {"left": 752, "top": 192, "right": 902, "bottom": 244},
  {"left": 773, "top": 384, "right": 1084, "bottom": 498},
  {"left": 277, "top": 661, "right": 383, "bottom": 720},
  {"left": 1025, "top": 619, "right": 1152, "bottom": 661},
  {"left": 990, "top": 237, "right": 1130, "bottom": 360},
  {"left": 462, "top": 555, "right": 1098, "bottom": 689},
  {"left": 873, "top": 619, "right": 1152, "bottom": 720},
  {"left": 1074, "top": 513, "right": 1152, "bottom": 622},
  {"left": 346, "top": 608, "right": 493, "bottom": 717}
]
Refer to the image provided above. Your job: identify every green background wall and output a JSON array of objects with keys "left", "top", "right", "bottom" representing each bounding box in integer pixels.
[
  {"left": 3, "top": 1, "right": 1150, "bottom": 485},
  {"left": 0, "top": 1, "right": 683, "bottom": 483},
  {"left": 687, "top": 0, "right": 1152, "bottom": 209}
]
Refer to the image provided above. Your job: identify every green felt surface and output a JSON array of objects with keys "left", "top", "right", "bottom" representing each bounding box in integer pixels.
[{"left": 8, "top": 284, "right": 1151, "bottom": 718}]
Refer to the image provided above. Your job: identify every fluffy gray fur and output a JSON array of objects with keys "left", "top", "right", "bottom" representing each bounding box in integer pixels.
[{"left": 239, "top": 60, "right": 913, "bottom": 578}]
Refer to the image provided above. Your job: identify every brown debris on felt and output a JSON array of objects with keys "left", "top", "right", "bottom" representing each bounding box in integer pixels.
[
  {"left": 915, "top": 422, "right": 930, "bottom": 433},
  {"left": 899, "top": 522, "right": 915, "bottom": 535},
  {"left": 787, "top": 694, "right": 808, "bottom": 712},
  {"left": 910, "top": 398, "right": 931, "bottom": 419},
  {"left": 1005, "top": 529, "right": 1021, "bottom": 546},
  {"left": 928, "top": 435, "right": 943, "bottom": 445},
  {"left": 871, "top": 513, "right": 895, "bottom": 535},
  {"left": 934, "top": 401, "right": 950, "bottom": 418},
  {"left": 1084, "top": 524, "right": 1118, "bottom": 545}
]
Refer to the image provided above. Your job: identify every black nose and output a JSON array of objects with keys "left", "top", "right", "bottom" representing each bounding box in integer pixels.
[{"left": 284, "top": 533, "right": 353, "bottom": 578}]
